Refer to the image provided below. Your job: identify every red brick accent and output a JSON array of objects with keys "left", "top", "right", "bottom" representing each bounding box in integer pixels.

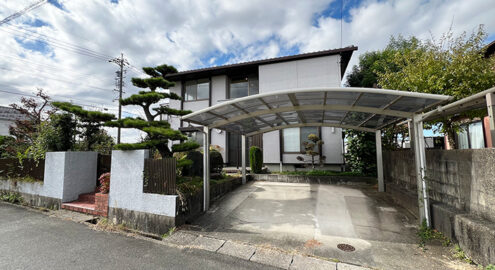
[{"left": 61, "top": 192, "right": 109, "bottom": 217}]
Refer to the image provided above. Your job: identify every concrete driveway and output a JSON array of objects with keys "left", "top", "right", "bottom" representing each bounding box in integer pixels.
[{"left": 184, "top": 181, "right": 474, "bottom": 270}]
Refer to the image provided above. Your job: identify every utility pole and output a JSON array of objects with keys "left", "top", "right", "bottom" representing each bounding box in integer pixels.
[{"left": 109, "top": 53, "right": 128, "bottom": 144}]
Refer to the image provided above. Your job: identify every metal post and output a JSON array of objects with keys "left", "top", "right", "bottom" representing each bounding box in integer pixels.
[
  {"left": 487, "top": 93, "right": 495, "bottom": 148},
  {"left": 413, "top": 116, "right": 430, "bottom": 226},
  {"left": 375, "top": 130, "right": 384, "bottom": 192},
  {"left": 203, "top": 127, "right": 210, "bottom": 212},
  {"left": 241, "top": 135, "right": 246, "bottom": 184}
]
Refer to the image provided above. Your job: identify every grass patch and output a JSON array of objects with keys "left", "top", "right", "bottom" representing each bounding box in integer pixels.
[
  {"left": 162, "top": 227, "right": 176, "bottom": 238},
  {"left": 275, "top": 170, "right": 367, "bottom": 177},
  {"left": 452, "top": 244, "right": 473, "bottom": 264},
  {"left": 417, "top": 220, "right": 451, "bottom": 249},
  {"left": 0, "top": 191, "right": 24, "bottom": 204}
]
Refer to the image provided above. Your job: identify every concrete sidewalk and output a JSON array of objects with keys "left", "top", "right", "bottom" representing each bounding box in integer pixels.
[{"left": 164, "top": 230, "right": 368, "bottom": 270}]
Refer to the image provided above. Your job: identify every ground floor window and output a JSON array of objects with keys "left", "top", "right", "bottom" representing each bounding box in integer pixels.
[
  {"left": 457, "top": 121, "right": 485, "bottom": 149},
  {"left": 283, "top": 127, "right": 319, "bottom": 153}
]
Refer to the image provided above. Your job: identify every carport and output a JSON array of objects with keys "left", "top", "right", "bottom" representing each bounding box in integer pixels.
[{"left": 181, "top": 86, "right": 495, "bottom": 226}]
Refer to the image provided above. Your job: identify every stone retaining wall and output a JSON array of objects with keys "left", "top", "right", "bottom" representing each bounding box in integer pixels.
[{"left": 384, "top": 148, "right": 495, "bottom": 265}]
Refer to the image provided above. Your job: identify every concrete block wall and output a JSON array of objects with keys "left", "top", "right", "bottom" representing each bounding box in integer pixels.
[
  {"left": 383, "top": 148, "right": 495, "bottom": 265},
  {"left": 0, "top": 151, "right": 98, "bottom": 208},
  {"left": 108, "top": 150, "right": 177, "bottom": 235}
]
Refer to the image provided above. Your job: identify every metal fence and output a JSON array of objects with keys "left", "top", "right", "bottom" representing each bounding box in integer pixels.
[
  {"left": 143, "top": 158, "right": 176, "bottom": 195},
  {"left": 0, "top": 158, "right": 45, "bottom": 181}
]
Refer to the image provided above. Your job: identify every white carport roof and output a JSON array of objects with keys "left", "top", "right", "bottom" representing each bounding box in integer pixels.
[{"left": 181, "top": 87, "right": 452, "bottom": 134}]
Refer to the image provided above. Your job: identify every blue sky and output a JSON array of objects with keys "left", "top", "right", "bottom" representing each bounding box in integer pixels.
[{"left": 1, "top": 0, "right": 495, "bottom": 141}]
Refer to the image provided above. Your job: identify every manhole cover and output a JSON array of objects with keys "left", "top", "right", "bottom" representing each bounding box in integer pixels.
[{"left": 337, "top": 243, "right": 355, "bottom": 252}]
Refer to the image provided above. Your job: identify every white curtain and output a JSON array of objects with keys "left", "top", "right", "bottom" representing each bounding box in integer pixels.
[
  {"left": 283, "top": 128, "right": 300, "bottom": 152},
  {"left": 469, "top": 122, "right": 485, "bottom": 149}
]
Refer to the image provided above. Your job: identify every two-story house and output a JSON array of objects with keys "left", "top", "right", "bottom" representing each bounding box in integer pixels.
[{"left": 165, "top": 46, "right": 357, "bottom": 171}]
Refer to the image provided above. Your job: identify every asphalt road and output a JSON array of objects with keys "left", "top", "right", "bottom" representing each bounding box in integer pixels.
[{"left": 0, "top": 202, "right": 277, "bottom": 270}]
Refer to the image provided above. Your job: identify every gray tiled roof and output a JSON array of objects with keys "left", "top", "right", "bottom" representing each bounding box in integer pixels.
[{"left": 0, "top": 106, "right": 28, "bottom": 121}]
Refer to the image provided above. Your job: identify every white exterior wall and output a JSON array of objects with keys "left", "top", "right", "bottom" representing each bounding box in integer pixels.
[
  {"left": 109, "top": 150, "right": 177, "bottom": 217},
  {"left": 210, "top": 75, "right": 228, "bottom": 159},
  {"left": 259, "top": 55, "right": 341, "bottom": 93},
  {"left": 259, "top": 55, "right": 343, "bottom": 164},
  {"left": 0, "top": 119, "right": 13, "bottom": 136},
  {"left": 0, "top": 152, "right": 97, "bottom": 202}
]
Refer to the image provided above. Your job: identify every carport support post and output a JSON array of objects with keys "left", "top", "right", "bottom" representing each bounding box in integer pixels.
[
  {"left": 241, "top": 135, "right": 247, "bottom": 184},
  {"left": 203, "top": 127, "right": 210, "bottom": 212},
  {"left": 487, "top": 92, "right": 495, "bottom": 148},
  {"left": 375, "top": 130, "right": 384, "bottom": 192},
  {"left": 412, "top": 116, "right": 430, "bottom": 227}
]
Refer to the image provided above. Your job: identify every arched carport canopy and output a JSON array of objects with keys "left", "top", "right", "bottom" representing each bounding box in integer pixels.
[
  {"left": 181, "top": 87, "right": 453, "bottom": 226},
  {"left": 182, "top": 87, "right": 451, "bottom": 134}
]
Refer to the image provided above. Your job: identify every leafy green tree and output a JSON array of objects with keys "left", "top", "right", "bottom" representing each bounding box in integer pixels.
[
  {"left": 105, "top": 64, "right": 199, "bottom": 158},
  {"left": 377, "top": 26, "right": 495, "bottom": 148},
  {"left": 249, "top": 146, "right": 263, "bottom": 173},
  {"left": 344, "top": 130, "right": 376, "bottom": 176},
  {"left": 52, "top": 102, "right": 115, "bottom": 151},
  {"left": 48, "top": 113, "right": 77, "bottom": 151}
]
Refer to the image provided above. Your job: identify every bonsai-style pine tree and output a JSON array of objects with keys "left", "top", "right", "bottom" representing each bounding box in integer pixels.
[
  {"left": 297, "top": 133, "right": 324, "bottom": 169},
  {"left": 105, "top": 64, "right": 199, "bottom": 158},
  {"left": 52, "top": 102, "right": 116, "bottom": 151}
]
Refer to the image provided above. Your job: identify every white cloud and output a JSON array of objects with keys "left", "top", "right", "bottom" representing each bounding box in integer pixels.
[{"left": 0, "top": 0, "right": 494, "bottom": 142}]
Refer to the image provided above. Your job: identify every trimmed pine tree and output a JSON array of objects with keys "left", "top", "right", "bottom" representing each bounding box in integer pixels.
[{"left": 105, "top": 64, "right": 199, "bottom": 158}]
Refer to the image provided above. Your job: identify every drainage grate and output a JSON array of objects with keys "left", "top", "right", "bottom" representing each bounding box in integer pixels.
[
  {"left": 85, "top": 218, "right": 99, "bottom": 224},
  {"left": 337, "top": 243, "right": 355, "bottom": 252}
]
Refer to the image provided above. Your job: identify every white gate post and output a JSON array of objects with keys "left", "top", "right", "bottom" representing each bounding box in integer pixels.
[
  {"left": 241, "top": 134, "right": 247, "bottom": 184},
  {"left": 413, "top": 116, "right": 430, "bottom": 226},
  {"left": 203, "top": 127, "right": 210, "bottom": 212},
  {"left": 375, "top": 130, "right": 384, "bottom": 192}
]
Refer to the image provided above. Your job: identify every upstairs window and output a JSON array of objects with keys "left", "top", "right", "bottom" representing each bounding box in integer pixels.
[
  {"left": 185, "top": 79, "right": 209, "bottom": 101},
  {"left": 229, "top": 75, "right": 259, "bottom": 99}
]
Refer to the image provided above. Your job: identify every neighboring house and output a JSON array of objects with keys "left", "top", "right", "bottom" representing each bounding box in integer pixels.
[
  {"left": 165, "top": 47, "right": 357, "bottom": 171},
  {"left": 0, "top": 106, "right": 26, "bottom": 136},
  {"left": 443, "top": 41, "right": 495, "bottom": 149}
]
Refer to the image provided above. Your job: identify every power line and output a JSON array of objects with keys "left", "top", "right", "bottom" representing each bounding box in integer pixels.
[
  {"left": 0, "top": 66, "right": 114, "bottom": 92},
  {"left": 0, "top": 0, "right": 48, "bottom": 26},
  {"left": 0, "top": 53, "right": 109, "bottom": 82}
]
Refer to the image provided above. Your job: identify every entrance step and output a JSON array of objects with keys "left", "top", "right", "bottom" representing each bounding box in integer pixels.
[{"left": 61, "top": 192, "right": 108, "bottom": 217}]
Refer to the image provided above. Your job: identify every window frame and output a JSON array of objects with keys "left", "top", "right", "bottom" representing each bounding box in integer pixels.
[
  {"left": 282, "top": 127, "right": 321, "bottom": 154},
  {"left": 228, "top": 75, "right": 259, "bottom": 99},
  {"left": 184, "top": 78, "right": 210, "bottom": 102},
  {"left": 456, "top": 120, "right": 486, "bottom": 149}
]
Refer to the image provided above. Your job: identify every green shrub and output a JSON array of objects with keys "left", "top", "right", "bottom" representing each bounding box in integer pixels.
[
  {"left": 210, "top": 149, "right": 224, "bottom": 174},
  {"left": 0, "top": 191, "right": 23, "bottom": 204},
  {"left": 182, "top": 151, "right": 203, "bottom": 177},
  {"left": 249, "top": 146, "right": 263, "bottom": 173}
]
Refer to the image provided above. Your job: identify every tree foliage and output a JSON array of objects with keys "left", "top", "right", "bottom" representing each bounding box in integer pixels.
[
  {"left": 52, "top": 102, "right": 115, "bottom": 151},
  {"left": 249, "top": 146, "right": 263, "bottom": 174},
  {"left": 377, "top": 26, "right": 495, "bottom": 148},
  {"left": 344, "top": 130, "right": 376, "bottom": 176},
  {"left": 105, "top": 64, "right": 199, "bottom": 157},
  {"left": 9, "top": 88, "right": 56, "bottom": 144}
]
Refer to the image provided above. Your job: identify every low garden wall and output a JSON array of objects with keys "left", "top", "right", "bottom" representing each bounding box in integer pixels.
[
  {"left": 383, "top": 148, "right": 495, "bottom": 265},
  {"left": 0, "top": 152, "right": 97, "bottom": 209},
  {"left": 252, "top": 173, "right": 376, "bottom": 185},
  {"left": 108, "top": 150, "right": 177, "bottom": 235}
]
